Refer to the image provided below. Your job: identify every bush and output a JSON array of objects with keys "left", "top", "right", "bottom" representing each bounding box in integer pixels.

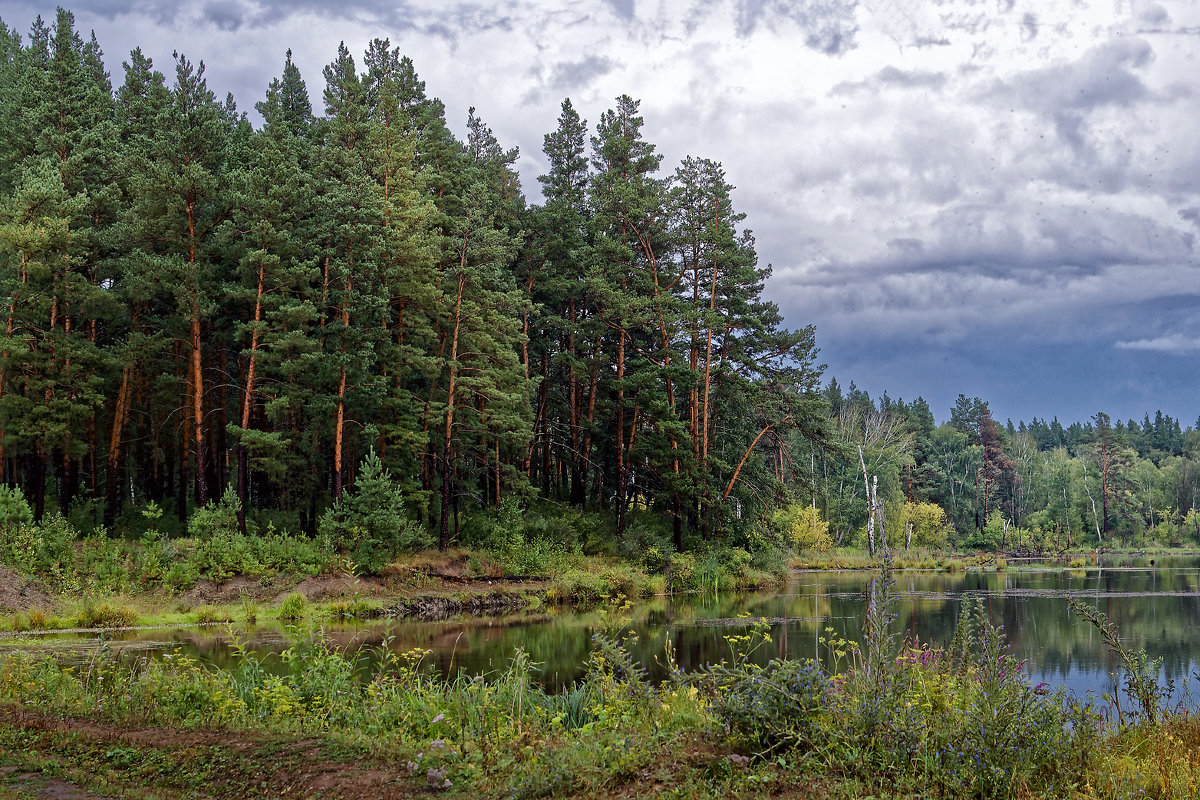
[
  {"left": 75, "top": 600, "right": 138, "bottom": 629},
  {"left": 615, "top": 515, "right": 672, "bottom": 567},
  {"left": 187, "top": 522, "right": 334, "bottom": 582},
  {"left": 319, "top": 449, "right": 424, "bottom": 573},
  {"left": 195, "top": 605, "right": 233, "bottom": 624},
  {"left": 277, "top": 592, "right": 308, "bottom": 622},
  {"left": 188, "top": 486, "right": 242, "bottom": 541},
  {"left": 673, "top": 548, "right": 753, "bottom": 593},
  {"left": 2, "top": 512, "right": 77, "bottom": 576},
  {"left": 665, "top": 552, "right": 697, "bottom": 593},
  {"left": 899, "top": 501, "right": 953, "bottom": 549},
  {"left": 472, "top": 496, "right": 579, "bottom": 576},
  {"left": 163, "top": 559, "right": 201, "bottom": 592},
  {"left": 695, "top": 577, "right": 1087, "bottom": 799},
  {"left": 770, "top": 504, "right": 832, "bottom": 552},
  {"left": 0, "top": 485, "right": 34, "bottom": 533},
  {"left": 705, "top": 657, "right": 830, "bottom": 752},
  {"left": 597, "top": 564, "right": 645, "bottom": 598},
  {"left": 548, "top": 570, "right": 606, "bottom": 604}
]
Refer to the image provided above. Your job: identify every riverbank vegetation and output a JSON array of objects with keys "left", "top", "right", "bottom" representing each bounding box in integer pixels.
[{"left": 2, "top": 574, "right": 1198, "bottom": 799}]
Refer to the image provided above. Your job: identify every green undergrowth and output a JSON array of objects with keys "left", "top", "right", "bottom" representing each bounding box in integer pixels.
[
  {"left": 2, "top": 563, "right": 1197, "bottom": 798},
  {"left": 791, "top": 547, "right": 1002, "bottom": 572}
]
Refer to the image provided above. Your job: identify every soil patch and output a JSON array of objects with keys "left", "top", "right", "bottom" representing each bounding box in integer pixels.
[
  {"left": 0, "top": 569, "right": 51, "bottom": 615},
  {"left": 279, "top": 573, "right": 369, "bottom": 603},
  {"left": 0, "top": 705, "right": 419, "bottom": 799},
  {"left": 182, "top": 575, "right": 281, "bottom": 605}
]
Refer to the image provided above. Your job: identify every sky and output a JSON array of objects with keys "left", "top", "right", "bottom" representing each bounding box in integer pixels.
[{"left": 5, "top": 0, "right": 1199, "bottom": 427}]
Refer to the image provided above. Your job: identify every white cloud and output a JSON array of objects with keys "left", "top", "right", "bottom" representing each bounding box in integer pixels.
[{"left": 1115, "top": 334, "right": 1200, "bottom": 353}]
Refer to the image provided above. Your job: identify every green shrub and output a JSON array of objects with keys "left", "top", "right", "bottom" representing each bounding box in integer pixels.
[
  {"left": 597, "top": 564, "right": 643, "bottom": 598},
  {"left": 665, "top": 552, "right": 697, "bottom": 593},
  {"left": 163, "top": 559, "right": 201, "bottom": 592},
  {"left": 327, "top": 598, "right": 382, "bottom": 620},
  {"left": 770, "top": 504, "right": 833, "bottom": 551},
  {"left": 705, "top": 657, "right": 830, "bottom": 752},
  {"left": 721, "top": 548, "right": 753, "bottom": 588},
  {"left": 75, "top": 600, "right": 138, "bottom": 629},
  {"left": 675, "top": 548, "right": 748, "bottom": 594},
  {"left": 2, "top": 512, "right": 77, "bottom": 576},
  {"left": 318, "top": 449, "right": 424, "bottom": 573},
  {"left": 195, "top": 605, "right": 232, "bottom": 624},
  {"left": 184, "top": 522, "right": 334, "bottom": 583},
  {"left": 473, "top": 496, "right": 580, "bottom": 576},
  {"left": 277, "top": 592, "right": 308, "bottom": 622},
  {"left": 547, "top": 570, "right": 605, "bottom": 604},
  {"left": 240, "top": 596, "right": 258, "bottom": 625},
  {"left": 188, "top": 486, "right": 242, "bottom": 541},
  {"left": 639, "top": 545, "right": 671, "bottom": 574},
  {"left": 694, "top": 575, "right": 1087, "bottom": 799},
  {"left": 0, "top": 485, "right": 34, "bottom": 533},
  {"left": 615, "top": 516, "right": 673, "bottom": 568},
  {"left": 899, "top": 501, "right": 954, "bottom": 549}
]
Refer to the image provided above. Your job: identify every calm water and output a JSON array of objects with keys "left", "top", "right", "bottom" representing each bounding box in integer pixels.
[{"left": 8, "top": 555, "right": 1200, "bottom": 700}]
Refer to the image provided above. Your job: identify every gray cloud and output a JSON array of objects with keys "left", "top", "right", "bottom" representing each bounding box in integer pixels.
[
  {"left": 1018, "top": 12, "right": 1036, "bottom": 42},
  {"left": 1139, "top": 3, "right": 1171, "bottom": 26},
  {"left": 603, "top": 0, "right": 635, "bottom": 20},
  {"left": 831, "top": 65, "right": 947, "bottom": 95},
  {"left": 202, "top": 0, "right": 246, "bottom": 32},
  {"left": 985, "top": 37, "right": 1155, "bottom": 158},
  {"left": 547, "top": 54, "right": 617, "bottom": 91},
  {"left": 807, "top": 205, "right": 1195, "bottom": 287},
  {"left": 735, "top": 0, "right": 859, "bottom": 53}
]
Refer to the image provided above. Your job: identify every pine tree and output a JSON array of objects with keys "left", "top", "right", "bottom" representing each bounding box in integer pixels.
[
  {"left": 0, "top": 18, "right": 26, "bottom": 193},
  {"left": 223, "top": 52, "right": 321, "bottom": 532},
  {"left": 122, "top": 52, "right": 234, "bottom": 513},
  {"left": 0, "top": 11, "right": 120, "bottom": 517},
  {"left": 588, "top": 95, "right": 671, "bottom": 537},
  {"left": 528, "top": 98, "right": 592, "bottom": 503},
  {"left": 435, "top": 110, "right": 530, "bottom": 548},
  {"left": 314, "top": 42, "right": 388, "bottom": 504},
  {"left": 0, "top": 159, "right": 102, "bottom": 518},
  {"left": 361, "top": 39, "right": 440, "bottom": 488}
]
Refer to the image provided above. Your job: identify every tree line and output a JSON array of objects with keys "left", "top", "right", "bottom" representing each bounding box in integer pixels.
[
  {"left": 806, "top": 382, "right": 1200, "bottom": 551},
  {"left": 0, "top": 10, "right": 829, "bottom": 550}
]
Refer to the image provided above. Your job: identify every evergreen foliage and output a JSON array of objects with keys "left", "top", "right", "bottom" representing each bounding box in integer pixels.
[{"left": 0, "top": 13, "right": 1195, "bottom": 558}]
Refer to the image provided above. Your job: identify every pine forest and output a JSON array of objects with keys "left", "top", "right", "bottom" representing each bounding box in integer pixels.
[{"left": 1, "top": 10, "right": 1198, "bottom": 574}]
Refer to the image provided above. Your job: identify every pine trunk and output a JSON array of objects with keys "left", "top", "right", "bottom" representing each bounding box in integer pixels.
[
  {"left": 439, "top": 273, "right": 466, "bottom": 550},
  {"left": 104, "top": 364, "right": 134, "bottom": 526}
]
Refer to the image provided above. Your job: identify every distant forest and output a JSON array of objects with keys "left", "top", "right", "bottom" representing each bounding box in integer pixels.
[{"left": 0, "top": 10, "right": 1196, "bottom": 555}]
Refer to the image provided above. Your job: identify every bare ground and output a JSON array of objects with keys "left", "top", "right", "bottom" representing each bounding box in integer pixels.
[
  {"left": 0, "top": 704, "right": 427, "bottom": 799},
  {"left": 0, "top": 569, "right": 51, "bottom": 615}
]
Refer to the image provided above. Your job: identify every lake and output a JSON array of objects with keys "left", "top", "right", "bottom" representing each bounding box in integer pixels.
[{"left": 7, "top": 554, "right": 1200, "bottom": 702}]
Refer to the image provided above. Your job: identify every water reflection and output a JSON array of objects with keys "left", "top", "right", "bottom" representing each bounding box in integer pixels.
[{"left": 7, "top": 555, "right": 1200, "bottom": 700}]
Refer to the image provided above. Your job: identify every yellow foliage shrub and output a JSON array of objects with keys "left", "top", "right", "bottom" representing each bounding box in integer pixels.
[{"left": 772, "top": 504, "right": 833, "bottom": 552}]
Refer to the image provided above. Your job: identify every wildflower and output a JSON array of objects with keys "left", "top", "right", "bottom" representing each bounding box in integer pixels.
[{"left": 431, "top": 713, "right": 445, "bottom": 724}]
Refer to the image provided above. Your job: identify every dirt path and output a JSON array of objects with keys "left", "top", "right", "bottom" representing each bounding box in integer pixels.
[{"left": 0, "top": 705, "right": 424, "bottom": 799}]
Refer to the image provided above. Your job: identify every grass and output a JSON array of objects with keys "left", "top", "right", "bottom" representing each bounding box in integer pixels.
[
  {"left": 1, "top": 578, "right": 1197, "bottom": 799},
  {"left": 790, "top": 547, "right": 1000, "bottom": 572}
]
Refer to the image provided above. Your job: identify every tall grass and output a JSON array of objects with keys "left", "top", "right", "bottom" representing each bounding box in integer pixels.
[{"left": 3, "top": 563, "right": 1198, "bottom": 798}]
